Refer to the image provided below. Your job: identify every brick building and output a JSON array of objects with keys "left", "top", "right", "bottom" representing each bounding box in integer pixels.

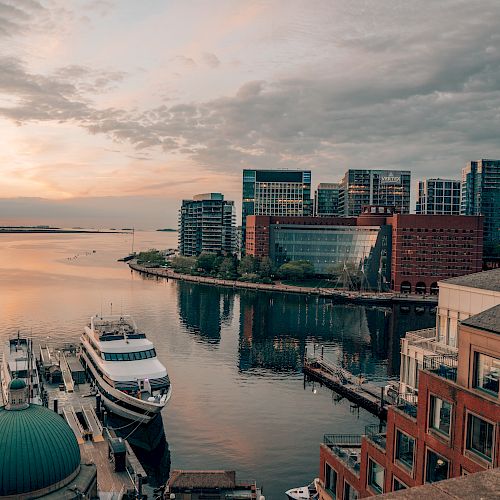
[
  {"left": 246, "top": 209, "right": 483, "bottom": 293},
  {"left": 389, "top": 215, "right": 483, "bottom": 294},
  {"left": 317, "top": 301, "right": 500, "bottom": 499}
]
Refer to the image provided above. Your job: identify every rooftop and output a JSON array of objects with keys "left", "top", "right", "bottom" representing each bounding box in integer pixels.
[
  {"left": 168, "top": 470, "right": 237, "bottom": 489},
  {"left": 439, "top": 268, "right": 500, "bottom": 292},
  {"left": 461, "top": 304, "right": 500, "bottom": 335},
  {"left": 378, "top": 467, "right": 500, "bottom": 499}
]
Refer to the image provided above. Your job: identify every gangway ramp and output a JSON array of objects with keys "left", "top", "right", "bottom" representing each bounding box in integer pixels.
[
  {"left": 60, "top": 352, "right": 75, "bottom": 392},
  {"left": 83, "top": 404, "right": 104, "bottom": 442},
  {"left": 63, "top": 405, "right": 85, "bottom": 444}
]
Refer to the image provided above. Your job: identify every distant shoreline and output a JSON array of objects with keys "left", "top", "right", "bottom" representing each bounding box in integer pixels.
[
  {"left": 128, "top": 261, "right": 438, "bottom": 305},
  {"left": 0, "top": 229, "right": 131, "bottom": 234}
]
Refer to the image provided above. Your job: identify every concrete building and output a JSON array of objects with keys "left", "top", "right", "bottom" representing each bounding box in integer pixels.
[
  {"left": 314, "top": 183, "right": 342, "bottom": 216},
  {"left": 318, "top": 300, "right": 500, "bottom": 499},
  {"left": 179, "top": 193, "right": 236, "bottom": 257},
  {"left": 461, "top": 159, "right": 500, "bottom": 252},
  {"left": 399, "top": 269, "right": 500, "bottom": 397},
  {"left": 339, "top": 170, "right": 411, "bottom": 216},
  {"left": 416, "top": 179, "right": 461, "bottom": 215},
  {"left": 389, "top": 214, "right": 483, "bottom": 294},
  {"left": 241, "top": 169, "right": 312, "bottom": 248}
]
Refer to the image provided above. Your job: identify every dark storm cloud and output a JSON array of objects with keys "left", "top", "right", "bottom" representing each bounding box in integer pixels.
[{"left": 0, "top": 0, "right": 499, "bottom": 181}]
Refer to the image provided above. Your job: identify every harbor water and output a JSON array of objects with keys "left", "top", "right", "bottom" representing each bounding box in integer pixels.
[{"left": 0, "top": 231, "right": 435, "bottom": 498}]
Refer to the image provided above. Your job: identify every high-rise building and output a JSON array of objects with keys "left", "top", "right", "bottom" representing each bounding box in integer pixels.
[
  {"left": 241, "top": 169, "right": 312, "bottom": 247},
  {"left": 179, "top": 193, "right": 236, "bottom": 257},
  {"left": 416, "top": 178, "right": 461, "bottom": 215},
  {"left": 461, "top": 159, "right": 500, "bottom": 251},
  {"left": 314, "top": 183, "right": 342, "bottom": 216},
  {"left": 339, "top": 169, "right": 411, "bottom": 216}
]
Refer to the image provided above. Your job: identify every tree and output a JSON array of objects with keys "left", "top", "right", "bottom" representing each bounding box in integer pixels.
[
  {"left": 218, "top": 256, "right": 238, "bottom": 278},
  {"left": 258, "top": 257, "right": 273, "bottom": 278},
  {"left": 137, "top": 249, "right": 165, "bottom": 266},
  {"left": 238, "top": 255, "right": 257, "bottom": 275},
  {"left": 196, "top": 252, "right": 221, "bottom": 273},
  {"left": 171, "top": 256, "right": 197, "bottom": 273},
  {"left": 277, "top": 260, "right": 315, "bottom": 280}
]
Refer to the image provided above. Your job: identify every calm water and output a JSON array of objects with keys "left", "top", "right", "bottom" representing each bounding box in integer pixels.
[{"left": 0, "top": 231, "right": 435, "bottom": 498}]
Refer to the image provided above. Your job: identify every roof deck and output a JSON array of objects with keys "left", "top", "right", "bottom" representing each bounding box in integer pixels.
[{"left": 89, "top": 315, "right": 146, "bottom": 341}]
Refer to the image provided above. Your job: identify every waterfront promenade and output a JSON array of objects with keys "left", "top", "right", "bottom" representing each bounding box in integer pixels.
[{"left": 129, "top": 261, "right": 438, "bottom": 305}]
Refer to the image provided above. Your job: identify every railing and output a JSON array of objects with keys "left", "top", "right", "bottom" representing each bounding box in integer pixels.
[
  {"left": 323, "top": 434, "right": 362, "bottom": 475},
  {"left": 395, "top": 394, "right": 418, "bottom": 419},
  {"left": 403, "top": 328, "right": 458, "bottom": 356},
  {"left": 365, "top": 423, "right": 387, "bottom": 450},
  {"left": 405, "top": 327, "right": 437, "bottom": 341},
  {"left": 423, "top": 354, "right": 458, "bottom": 382}
]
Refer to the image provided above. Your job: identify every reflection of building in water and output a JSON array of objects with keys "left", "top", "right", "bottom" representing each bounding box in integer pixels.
[
  {"left": 177, "top": 282, "right": 234, "bottom": 343},
  {"left": 238, "top": 291, "right": 409, "bottom": 376}
]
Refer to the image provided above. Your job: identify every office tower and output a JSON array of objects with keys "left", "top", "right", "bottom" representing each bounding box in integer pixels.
[
  {"left": 416, "top": 178, "right": 461, "bottom": 215},
  {"left": 314, "top": 183, "right": 342, "bottom": 216},
  {"left": 461, "top": 159, "right": 500, "bottom": 251},
  {"left": 241, "top": 169, "right": 312, "bottom": 247},
  {"left": 339, "top": 169, "right": 411, "bottom": 216},
  {"left": 179, "top": 193, "right": 236, "bottom": 256}
]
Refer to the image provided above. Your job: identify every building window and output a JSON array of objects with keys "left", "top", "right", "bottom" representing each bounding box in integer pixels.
[
  {"left": 426, "top": 449, "right": 449, "bottom": 483},
  {"left": 368, "top": 459, "right": 384, "bottom": 494},
  {"left": 393, "top": 477, "right": 407, "bottom": 491},
  {"left": 325, "top": 463, "right": 337, "bottom": 498},
  {"left": 473, "top": 352, "right": 500, "bottom": 396},
  {"left": 395, "top": 430, "right": 415, "bottom": 472},
  {"left": 343, "top": 481, "right": 358, "bottom": 500},
  {"left": 429, "top": 395, "right": 452, "bottom": 436},
  {"left": 466, "top": 413, "right": 494, "bottom": 462}
]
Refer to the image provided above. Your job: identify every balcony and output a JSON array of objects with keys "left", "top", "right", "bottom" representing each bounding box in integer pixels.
[
  {"left": 395, "top": 394, "right": 418, "bottom": 419},
  {"left": 364, "top": 423, "right": 387, "bottom": 451},
  {"left": 403, "top": 328, "right": 458, "bottom": 356},
  {"left": 423, "top": 354, "right": 458, "bottom": 382},
  {"left": 323, "top": 434, "right": 362, "bottom": 476}
]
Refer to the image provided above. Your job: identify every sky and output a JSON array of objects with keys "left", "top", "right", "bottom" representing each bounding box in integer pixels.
[{"left": 0, "top": 0, "right": 499, "bottom": 229}]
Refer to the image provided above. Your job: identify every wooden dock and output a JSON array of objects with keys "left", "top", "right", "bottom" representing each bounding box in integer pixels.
[{"left": 303, "top": 355, "right": 388, "bottom": 419}]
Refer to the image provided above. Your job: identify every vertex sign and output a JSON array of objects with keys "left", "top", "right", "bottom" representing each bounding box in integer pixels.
[{"left": 381, "top": 175, "right": 401, "bottom": 184}]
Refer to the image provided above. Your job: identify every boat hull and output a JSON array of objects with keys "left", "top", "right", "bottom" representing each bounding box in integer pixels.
[{"left": 80, "top": 348, "right": 171, "bottom": 423}]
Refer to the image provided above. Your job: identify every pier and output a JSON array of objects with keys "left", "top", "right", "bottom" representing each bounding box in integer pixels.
[{"left": 303, "top": 353, "right": 388, "bottom": 419}]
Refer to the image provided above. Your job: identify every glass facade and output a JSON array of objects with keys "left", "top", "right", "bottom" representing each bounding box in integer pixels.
[
  {"left": 416, "top": 178, "right": 461, "bottom": 215},
  {"left": 461, "top": 159, "right": 500, "bottom": 249},
  {"left": 241, "top": 169, "right": 312, "bottom": 249},
  {"left": 314, "top": 183, "right": 342, "bottom": 216},
  {"left": 474, "top": 352, "right": 500, "bottom": 396},
  {"left": 269, "top": 224, "right": 391, "bottom": 288},
  {"left": 339, "top": 169, "right": 411, "bottom": 216}
]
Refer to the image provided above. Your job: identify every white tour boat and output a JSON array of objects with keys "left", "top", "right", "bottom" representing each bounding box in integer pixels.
[
  {"left": 1, "top": 334, "right": 43, "bottom": 406},
  {"left": 80, "top": 315, "right": 171, "bottom": 423},
  {"left": 285, "top": 479, "right": 319, "bottom": 500}
]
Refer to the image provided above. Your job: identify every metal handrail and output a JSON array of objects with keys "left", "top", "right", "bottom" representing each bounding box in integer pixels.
[{"left": 324, "top": 434, "right": 363, "bottom": 446}]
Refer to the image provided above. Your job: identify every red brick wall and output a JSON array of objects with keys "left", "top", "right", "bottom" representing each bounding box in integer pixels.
[{"left": 389, "top": 215, "right": 483, "bottom": 293}]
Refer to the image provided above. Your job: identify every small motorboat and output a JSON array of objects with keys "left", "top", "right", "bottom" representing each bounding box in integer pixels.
[{"left": 285, "top": 478, "right": 319, "bottom": 500}]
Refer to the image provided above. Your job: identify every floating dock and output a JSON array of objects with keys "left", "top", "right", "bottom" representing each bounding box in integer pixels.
[{"left": 303, "top": 355, "right": 388, "bottom": 419}]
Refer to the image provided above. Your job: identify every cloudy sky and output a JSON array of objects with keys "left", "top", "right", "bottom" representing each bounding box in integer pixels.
[{"left": 0, "top": 0, "right": 499, "bottom": 228}]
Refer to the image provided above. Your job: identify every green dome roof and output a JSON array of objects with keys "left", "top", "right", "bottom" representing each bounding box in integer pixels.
[
  {"left": 8, "top": 378, "right": 26, "bottom": 390},
  {"left": 0, "top": 404, "right": 81, "bottom": 496}
]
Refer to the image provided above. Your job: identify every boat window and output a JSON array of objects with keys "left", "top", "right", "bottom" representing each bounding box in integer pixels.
[
  {"left": 103, "top": 350, "right": 155, "bottom": 361},
  {"left": 116, "top": 353, "right": 124, "bottom": 361},
  {"left": 140, "top": 351, "right": 147, "bottom": 359}
]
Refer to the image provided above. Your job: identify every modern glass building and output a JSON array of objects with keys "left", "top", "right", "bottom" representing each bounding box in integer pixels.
[
  {"left": 314, "top": 183, "right": 342, "bottom": 216},
  {"left": 416, "top": 178, "right": 461, "bottom": 215},
  {"left": 242, "top": 169, "right": 312, "bottom": 248},
  {"left": 339, "top": 169, "right": 411, "bottom": 216},
  {"left": 179, "top": 193, "right": 236, "bottom": 256},
  {"left": 461, "top": 159, "right": 500, "bottom": 251},
  {"left": 269, "top": 223, "right": 391, "bottom": 289}
]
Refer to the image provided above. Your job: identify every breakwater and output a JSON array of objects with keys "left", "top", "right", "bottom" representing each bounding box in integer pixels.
[{"left": 128, "top": 261, "right": 437, "bottom": 305}]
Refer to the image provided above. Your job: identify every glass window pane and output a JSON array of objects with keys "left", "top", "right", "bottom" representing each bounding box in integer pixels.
[
  {"left": 393, "top": 478, "right": 407, "bottom": 491},
  {"left": 325, "top": 464, "right": 337, "bottom": 498},
  {"left": 467, "top": 414, "right": 494, "bottom": 461},
  {"left": 474, "top": 353, "right": 500, "bottom": 395},
  {"left": 426, "top": 450, "right": 449, "bottom": 483},
  {"left": 368, "top": 459, "right": 384, "bottom": 493},
  {"left": 343, "top": 481, "right": 358, "bottom": 500},
  {"left": 395, "top": 430, "right": 415, "bottom": 470},
  {"left": 429, "top": 395, "right": 451, "bottom": 436}
]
